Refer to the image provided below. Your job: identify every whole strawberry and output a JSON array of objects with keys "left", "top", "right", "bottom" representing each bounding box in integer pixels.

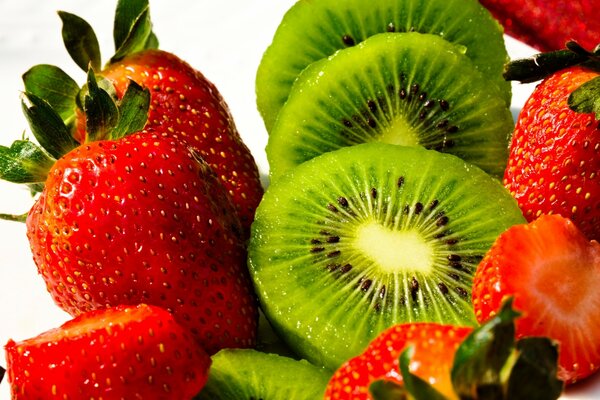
[
  {"left": 1, "top": 71, "right": 258, "bottom": 353},
  {"left": 479, "top": 0, "right": 599, "bottom": 52},
  {"left": 5, "top": 304, "right": 211, "bottom": 399},
  {"left": 503, "top": 43, "right": 600, "bottom": 240},
  {"left": 23, "top": 0, "right": 263, "bottom": 237}
]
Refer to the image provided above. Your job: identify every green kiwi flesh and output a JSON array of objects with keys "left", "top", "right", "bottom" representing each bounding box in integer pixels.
[
  {"left": 248, "top": 143, "right": 525, "bottom": 371},
  {"left": 194, "top": 349, "right": 330, "bottom": 399},
  {"left": 256, "top": 0, "right": 511, "bottom": 132},
  {"left": 267, "top": 32, "right": 513, "bottom": 182}
]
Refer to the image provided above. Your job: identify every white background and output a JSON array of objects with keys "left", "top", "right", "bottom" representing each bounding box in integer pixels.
[{"left": 0, "top": 1, "right": 597, "bottom": 398}]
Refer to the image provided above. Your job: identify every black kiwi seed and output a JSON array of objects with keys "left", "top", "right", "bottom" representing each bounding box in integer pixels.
[
  {"left": 249, "top": 143, "right": 526, "bottom": 370},
  {"left": 342, "top": 34, "right": 355, "bottom": 46}
]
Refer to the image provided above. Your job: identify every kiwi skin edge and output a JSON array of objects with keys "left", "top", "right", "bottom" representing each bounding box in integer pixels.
[{"left": 249, "top": 143, "right": 526, "bottom": 371}]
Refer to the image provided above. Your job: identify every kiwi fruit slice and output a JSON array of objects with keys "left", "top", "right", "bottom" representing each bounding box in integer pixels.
[
  {"left": 248, "top": 142, "right": 525, "bottom": 371},
  {"left": 266, "top": 32, "right": 513, "bottom": 181},
  {"left": 194, "top": 349, "right": 330, "bottom": 399},
  {"left": 256, "top": 0, "right": 511, "bottom": 132}
]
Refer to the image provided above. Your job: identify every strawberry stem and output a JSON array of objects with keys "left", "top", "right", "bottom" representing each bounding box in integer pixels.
[
  {"left": 0, "top": 213, "right": 28, "bottom": 223},
  {"left": 504, "top": 41, "right": 600, "bottom": 83}
]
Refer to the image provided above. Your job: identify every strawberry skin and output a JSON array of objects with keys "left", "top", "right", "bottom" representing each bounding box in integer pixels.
[
  {"left": 479, "top": 0, "right": 599, "bottom": 51},
  {"left": 26, "top": 130, "right": 258, "bottom": 353},
  {"left": 5, "top": 304, "right": 211, "bottom": 399},
  {"left": 472, "top": 214, "right": 600, "bottom": 383},
  {"left": 504, "top": 66, "right": 600, "bottom": 241},
  {"left": 324, "top": 323, "right": 472, "bottom": 399},
  {"left": 81, "top": 49, "right": 263, "bottom": 238}
]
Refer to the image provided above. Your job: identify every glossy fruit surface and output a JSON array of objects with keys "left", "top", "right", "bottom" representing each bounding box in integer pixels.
[
  {"left": 5, "top": 304, "right": 211, "bottom": 399},
  {"left": 473, "top": 214, "right": 600, "bottom": 383}
]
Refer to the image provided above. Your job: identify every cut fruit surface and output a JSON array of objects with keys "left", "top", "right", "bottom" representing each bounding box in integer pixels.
[
  {"left": 194, "top": 349, "right": 330, "bottom": 399},
  {"left": 249, "top": 143, "right": 525, "bottom": 370},
  {"left": 266, "top": 32, "right": 513, "bottom": 181},
  {"left": 472, "top": 214, "right": 600, "bottom": 383},
  {"left": 256, "top": 0, "right": 511, "bottom": 131}
]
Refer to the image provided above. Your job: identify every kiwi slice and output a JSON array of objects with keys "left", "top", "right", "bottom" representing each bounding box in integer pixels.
[
  {"left": 267, "top": 32, "right": 513, "bottom": 181},
  {"left": 256, "top": 0, "right": 511, "bottom": 131},
  {"left": 248, "top": 143, "right": 525, "bottom": 371},
  {"left": 194, "top": 349, "right": 330, "bottom": 399}
]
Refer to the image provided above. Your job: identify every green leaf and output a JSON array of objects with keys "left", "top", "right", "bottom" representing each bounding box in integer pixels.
[
  {"left": 22, "top": 64, "right": 80, "bottom": 124},
  {"left": 113, "top": 0, "right": 155, "bottom": 50},
  {"left": 451, "top": 300, "right": 520, "bottom": 398},
  {"left": 370, "top": 379, "right": 410, "bottom": 400},
  {"left": 58, "top": 11, "right": 101, "bottom": 72},
  {"left": 22, "top": 93, "right": 79, "bottom": 159},
  {"left": 568, "top": 76, "right": 600, "bottom": 119},
  {"left": 111, "top": 1, "right": 155, "bottom": 62},
  {"left": 506, "top": 338, "right": 563, "bottom": 400},
  {"left": 83, "top": 69, "right": 119, "bottom": 142},
  {"left": 0, "top": 140, "right": 55, "bottom": 184},
  {"left": 112, "top": 80, "right": 150, "bottom": 139},
  {"left": 399, "top": 347, "right": 448, "bottom": 400}
]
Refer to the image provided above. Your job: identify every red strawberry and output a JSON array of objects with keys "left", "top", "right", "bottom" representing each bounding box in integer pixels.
[
  {"left": 479, "top": 0, "right": 599, "bottom": 51},
  {"left": 472, "top": 214, "right": 600, "bottom": 383},
  {"left": 325, "top": 301, "right": 564, "bottom": 399},
  {"left": 324, "top": 323, "right": 473, "bottom": 399},
  {"left": 5, "top": 304, "right": 211, "bottom": 399},
  {"left": 23, "top": 1, "right": 263, "bottom": 238},
  {"left": 24, "top": 125, "right": 257, "bottom": 353},
  {"left": 503, "top": 44, "right": 600, "bottom": 241}
]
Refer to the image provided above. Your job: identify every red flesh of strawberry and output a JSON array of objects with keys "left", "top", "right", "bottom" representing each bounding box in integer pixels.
[
  {"left": 26, "top": 131, "right": 258, "bottom": 354},
  {"left": 472, "top": 214, "right": 600, "bottom": 383},
  {"left": 324, "top": 323, "right": 472, "bottom": 399},
  {"left": 5, "top": 304, "right": 211, "bottom": 399}
]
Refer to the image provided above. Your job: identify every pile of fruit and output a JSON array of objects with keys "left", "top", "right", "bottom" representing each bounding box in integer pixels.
[{"left": 0, "top": 0, "right": 599, "bottom": 398}]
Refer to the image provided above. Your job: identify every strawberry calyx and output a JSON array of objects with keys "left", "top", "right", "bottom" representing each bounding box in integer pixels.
[
  {"left": 0, "top": 70, "right": 149, "bottom": 221},
  {"left": 504, "top": 41, "right": 600, "bottom": 120},
  {"left": 369, "top": 300, "right": 563, "bottom": 400},
  {"left": 22, "top": 0, "right": 157, "bottom": 137},
  {"left": 503, "top": 41, "right": 600, "bottom": 84}
]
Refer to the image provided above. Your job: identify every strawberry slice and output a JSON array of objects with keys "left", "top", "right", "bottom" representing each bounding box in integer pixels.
[
  {"left": 472, "top": 214, "right": 600, "bottom": 383},
  {"left": 4, "top": 304, "right": 211, "bottom": 399},
  {"left": 324, "top": 323, "right": 473, "bottom": 399}
]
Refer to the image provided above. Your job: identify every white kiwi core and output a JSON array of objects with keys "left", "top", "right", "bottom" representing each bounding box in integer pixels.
[
  {"left": 378, "top": 117, "right": 419, "bottom": 146},
  {"left": 354, "top": 221, "right": 433, "bottom": 274}
]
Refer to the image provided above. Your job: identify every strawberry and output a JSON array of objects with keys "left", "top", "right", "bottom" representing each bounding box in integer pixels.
[
  {"left": 22, "top": 0, "right": 263, "bottom": 237},
  {"left": 472, "top": 214, "right": 600, "bottom": 383},
  {"left": 4, "top": 304, "right": 211, "bottom": 399},
  {"left": 503, "top": 43, "right": 600, "bottom": 241},
  {"left": 479, "top": 0, "right": 599, "bottom": 51},
  {"left": 324, "top": 323, "right": 472, "bottom": 399},
  {"left": 0, "top": 70, "right": 258, "bottom": 353},
  {"left": 325, "top": 301, "right": 563, "bottom": 399}
]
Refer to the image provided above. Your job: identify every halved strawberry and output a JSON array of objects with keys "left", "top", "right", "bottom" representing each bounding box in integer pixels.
[
  {"left": 325, "top": 301, "right": 563, "bottom": 399},
  {"left": 472, "top": 214, "right": 600, "bottom": 383},
  {"left": 324, "top": 323, "right": 472, "bottom": 399},
  {"left": 4, "top": 304, "right": 211, "bottom": 399}
]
